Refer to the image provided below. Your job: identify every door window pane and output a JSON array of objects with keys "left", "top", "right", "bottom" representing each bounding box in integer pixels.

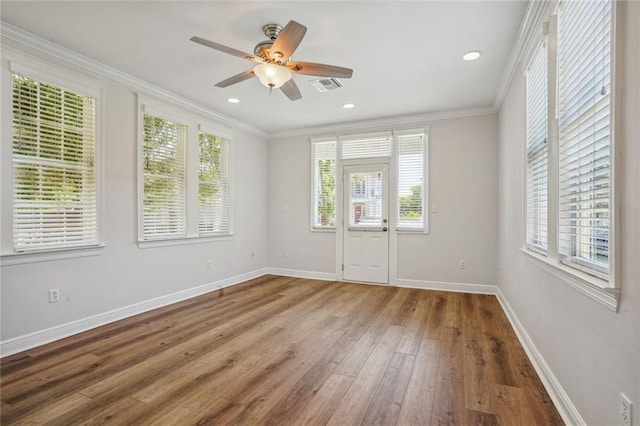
[{"left": 349, "top": 171, "right": 383, "bottom": 228}]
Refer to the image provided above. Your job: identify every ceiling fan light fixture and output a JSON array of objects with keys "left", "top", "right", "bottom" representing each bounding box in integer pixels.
[{"left": 253, "top": 63, "right": 292, "bottom": 89}]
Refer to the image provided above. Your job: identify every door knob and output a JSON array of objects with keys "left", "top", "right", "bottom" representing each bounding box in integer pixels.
[{"left": 383, "top": 227, "right": 388, "bottom": 232}]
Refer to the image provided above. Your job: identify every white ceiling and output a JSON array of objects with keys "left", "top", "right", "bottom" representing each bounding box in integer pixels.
[{"left": 1, "top": 1, "right": 527, "bottom": 135}]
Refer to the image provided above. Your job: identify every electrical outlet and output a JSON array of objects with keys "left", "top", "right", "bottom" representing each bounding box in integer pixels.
[
  {"left": 48, "top": 289, "right": 60, "bottom": 303},
  {"left": 207, "top": 260, "right": 212, "bottom": 270},
  {"left": 283, "top": 250, "right": 289, "bottom": 258},
  {"left": 621, "top": 393, "right": 632, "bottom": 426},
  {"left": 459, "top": 260, "right": 466, "bottom": 269}
]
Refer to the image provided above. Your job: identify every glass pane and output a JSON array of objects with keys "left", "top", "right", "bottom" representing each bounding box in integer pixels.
[{"left": 349, "top": 171, "right": 383, "bottom": 228}]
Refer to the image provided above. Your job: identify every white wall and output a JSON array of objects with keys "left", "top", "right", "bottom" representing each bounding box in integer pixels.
[
  {"left": 496, "top": 2, "right": 640, "bottom": 424},
  {"left": 0, "top": 64, "right": 268, "bottom": 342},
  {"left": 268, "top": 114, "right": 499, "bottom": 287},
  {"left": 398, "top": 116, "right": 498, "bottom": 285},
  {"left": 267, "top": 134, "right": 336, "bottom": 275}
]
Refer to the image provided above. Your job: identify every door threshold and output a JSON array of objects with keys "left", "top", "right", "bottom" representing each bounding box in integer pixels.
[{"left": 341, "top": 280, "right": 390, "bottom": 287}]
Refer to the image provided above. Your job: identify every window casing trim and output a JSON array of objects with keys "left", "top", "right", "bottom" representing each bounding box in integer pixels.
[
  {"left": 137, "top": 95, "right": 233, "bottom": 243},
  {"left": 519, "top": 0, "right": 621, "bottom": 310},
  {"left": 310, "top": 137, "right": 337, "bottom": 231},
  {"left": 0, "top": 244, "right": 105, "bottom": 266},
  {"left": 394, "top": 128, "right": 429, "bottom": 233},
  {"left": 309, "top": 129, "right": 429, "bottom": 234},
  {"left": 1, "top": 52, "right": 104, "bottom": 258},
  {"left": 520, "top": 248, "right": 619, "bottom": 311},
  {"left": 198, "top": 126, "right": 232, "bottom": 236}
]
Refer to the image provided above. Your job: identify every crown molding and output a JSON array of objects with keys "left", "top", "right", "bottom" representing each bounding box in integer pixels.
[
  {"left": 0, "top": 22, "right": 268, "bottom": 138},
  {"left": 267, "top": 106, "right": 498, "bottom": 140},
  {"left": 493, "top": 0, "right": 552, "bottom": 110}
]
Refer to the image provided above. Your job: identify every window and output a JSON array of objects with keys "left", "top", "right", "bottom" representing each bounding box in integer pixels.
[
  {"left": 311, "top": 138, "right": 336, "bottom": 229},
  {"left": 557, "top": 0, "right": 612, "bottom": 277},
  {"left": 525, "top": 40, "right": 548, "bottom": 253},
  {"left": 396, "top": 132, "right": 427, "bottom": 231},
  {"left": 138, "top": 98, "right": 232, "bottom": 244},
  {"left": 310, "top": 130, "right": 428, "bottom": 233},
  {"left": 199, "top": 130, "right": 230, "bottom": 234},
  {"left": 142, "top": 114, "right": 187, "bottom": 239},
  {"left": 521, "top": 0, "right": 617, "bottom": 302},
  {"left": 340, "top": 132, "right": 392, "bottom": 159},
  {"left": 11, "top": 72, "right": 98, "bottom": 252},
  {"left": 347, "top": 170, "right": 384, "bottom": 228}
]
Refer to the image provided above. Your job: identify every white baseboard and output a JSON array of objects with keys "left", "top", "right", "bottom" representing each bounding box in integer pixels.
[
  {"left": 395, "top": 278, "right": 498, "bottom": 294},
  {"left": 266, "top": 267, "right": 337, "bottom": 281},
  {"left": 495, "top": 288, "right": 585, "bottom": 426},
  {"left": 0, "top": 268, "right": 268, "bottom": 357}
]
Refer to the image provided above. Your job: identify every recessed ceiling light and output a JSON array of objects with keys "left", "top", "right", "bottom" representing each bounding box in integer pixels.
[
  {"left": 463, "top": 51, "right": 481, "bottom": 61},
  {"left": 227, "top": 97, "right": 240, "bottom": 104},
  {"left": 342, "top": 103, "right": 355, "bottom": 109}
]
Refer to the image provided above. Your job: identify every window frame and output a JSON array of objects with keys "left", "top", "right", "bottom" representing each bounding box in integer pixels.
[
  {"left": 0, "top": 53, "right": 104, "bottom": 262},
  {"left": 310, "top": 137, "right": 337, "bottom": 231},
  {"left": 556, "top": 0, "right": 613, "bottom": 279},
  {"left": 309, "top": 129, "right": 429, "bottom": 234},
  {"left": 524, "top": 38, "right": 549, "bottom": 255},
  {"left": 198, "top": 125, "right": 231, "bottom": 236},
  {"left": 137, "top": 96, "right": 232, "bottom": 247},
  {"left": 394, "top": 129, "right": 429, "bottom": 233},
  {"left": 140, "top": 107, "right": 188, "bottom": 241}
]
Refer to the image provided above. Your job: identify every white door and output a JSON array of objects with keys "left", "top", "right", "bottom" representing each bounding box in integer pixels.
[{"left": 342, "top": 163, "right": 389, "bottom": 284}]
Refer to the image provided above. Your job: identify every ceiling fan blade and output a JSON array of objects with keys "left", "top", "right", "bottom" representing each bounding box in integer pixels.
[
  {"left": 215, "top": 69, "right": 256, "bottom": 88},
  {"left": 281, "top": 79, "right": 302, "bottom": 101},
  {"left": 287, "top": 61, "right": 353, "bottom": 78},
  {"left": 191, "top": 36, "right": 261, "bottom": 62},
  {"left": 271, "top": 20, "right": 307, "bottom": 59}
]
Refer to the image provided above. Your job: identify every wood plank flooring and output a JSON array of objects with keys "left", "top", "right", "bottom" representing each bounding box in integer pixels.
[{"left": 1, "top": 275, "right": 563, "bottom": 425}]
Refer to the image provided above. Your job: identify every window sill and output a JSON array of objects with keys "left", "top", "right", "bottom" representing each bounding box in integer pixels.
[
  {"left": 0, "top": 244, "right": 105, "bottom": 266},
  {"left": 310, "top": 227, "right": 336, "bottom": 233},
  {"left": 396, "top": 228, "right": 429, "bottom": 234},
  {"left": 519, "top": 248, "right": 619, "bottom": 312},
  {"left": 138, "top": 234, "right": 232, "bottom": 249}
]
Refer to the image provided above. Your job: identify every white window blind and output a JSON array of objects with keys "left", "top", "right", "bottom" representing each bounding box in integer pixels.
[
  {"left": 199, "top": 131, "right": 230, "bottom": 234},
  {"left": 12, "top": 74, "right": 98, "bottom": 252},
  {"left": 525, "top": 40, "right": 549, "bottom": 253},
  {"left": 311, "top": 139, "right": 336, "bottom": 228},
  {"left": 340, "top": 132, "right": 392, "bottom": 159},
  {"left": 557, "top": 0, "right": 612, "bottom": 276},
  {"left": 397, "top": 132, "right": 425, "bottom": 230},
  {"left": 142, "top": 114, "right": 187, "bottom": 239}
]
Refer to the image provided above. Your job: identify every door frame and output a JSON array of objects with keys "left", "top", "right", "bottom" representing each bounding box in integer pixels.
[{"left": 335, "top": 157, "right": 399, "bottom": 285}]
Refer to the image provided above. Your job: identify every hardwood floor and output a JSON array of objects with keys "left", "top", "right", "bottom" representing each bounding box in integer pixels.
[{"left": 1, "top": 275, "right": 563, "bottom": 425}]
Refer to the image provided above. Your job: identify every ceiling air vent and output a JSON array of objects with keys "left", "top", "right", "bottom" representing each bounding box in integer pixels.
[{"left": 310, "top": 78, "right": 343, "bottom": 92}]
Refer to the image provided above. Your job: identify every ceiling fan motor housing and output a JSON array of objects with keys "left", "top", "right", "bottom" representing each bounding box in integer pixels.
[
  {"left": 262, "top": 23, "right": 282, "bottom": 40},
  {"left": 255, "top": 23, "right": 286, "bottom": 62},
  {"left": 254, "top": 40, "right": 274, "bottom": 58}
]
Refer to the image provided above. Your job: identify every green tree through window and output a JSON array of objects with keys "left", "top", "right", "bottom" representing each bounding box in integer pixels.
[
  {"left": 142, "top": 114, "right": 186, "bottom": 238},
  {"left": 317, "top": 159, "right": 335, "bottom": 226},
  {"left": 399, "top": 185, "right": 423, "bottom": 218},
  {"left": 199, "top": 131, "right": 229, "bottom": 234}
]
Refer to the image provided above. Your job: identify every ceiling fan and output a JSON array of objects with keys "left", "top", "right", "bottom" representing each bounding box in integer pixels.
[{"left": 191, "top": 20, "right": 353, "bottom": 101}]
